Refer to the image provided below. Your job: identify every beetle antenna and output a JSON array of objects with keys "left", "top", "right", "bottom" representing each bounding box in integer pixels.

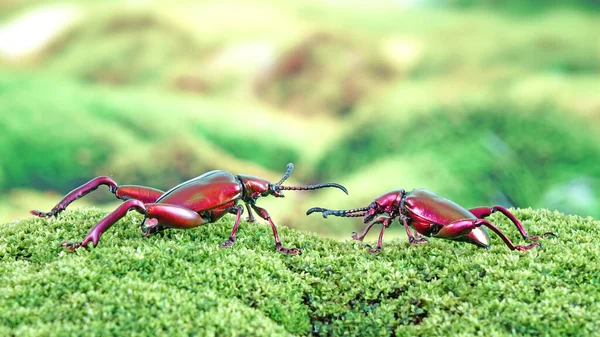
[
  {"left": 275, "top": 163, "right": 294, "bottom": 186},
  {"left": 306, "top": 206, "right": 368, "bottom": 217},
  {"left": 278, "top": 183, "right": 348, "bottom": 195},
  {"left": 274, "top": 163, "right": 348, "bottom": 194},
  {"left": 345, "top": 212, "right": 367, "bottom": 218}
]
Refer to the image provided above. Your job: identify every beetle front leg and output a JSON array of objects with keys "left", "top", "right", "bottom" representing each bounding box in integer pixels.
[
  {"left": 367, "top": 218, "right": 393, "bottom": 253},
  {"left": 31, "top": 176, "right": 119, "bottom": 218},
  {"left": 351, "top": 222, "right": 377, "bottom": 241},
  {"left": 352, "top": 215, "right": 392, "bottom": 241},
  {"left": 251, "top": 205, "right": 301, "bottom": 255},
  {"left": 469, "top": 206, "right": 556, "bottom": 240},
  {"left": 221, "top": 205, "right": 244, "bottom": 248}
]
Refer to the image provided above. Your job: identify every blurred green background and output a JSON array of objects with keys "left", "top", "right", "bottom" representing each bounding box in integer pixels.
[{"left": 1, "top": 0, "right": 598, "bottom": 239}]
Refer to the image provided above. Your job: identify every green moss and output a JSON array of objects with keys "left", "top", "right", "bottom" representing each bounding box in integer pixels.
[{"left": 1, "top": 208, "right": 599, "bottom": 336}]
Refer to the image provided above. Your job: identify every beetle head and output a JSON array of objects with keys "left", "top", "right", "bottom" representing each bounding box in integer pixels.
[
  {"left": 238, "top": 175, "right": 272, "bottom": 200},
  {"left": 363, "top": 201, "right": 382, "bottom": 223},
  {"left": 307, "top": 190, "right": 404, "bottom": 223},
  {"left": 365, "top": 190, "right": 405, "bottom": 222},
  {"left": 239, "top": 163, "right": 348, "bottom": 201}
]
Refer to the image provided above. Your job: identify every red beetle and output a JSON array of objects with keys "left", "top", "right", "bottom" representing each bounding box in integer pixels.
[
  {"left": 307, "top": 188, "right": 555, "bottom": 253},
  {"left": 31, "top": 163, "right": 347, "bottom": 255}
]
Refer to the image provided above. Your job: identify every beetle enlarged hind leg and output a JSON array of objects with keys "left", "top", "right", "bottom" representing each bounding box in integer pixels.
[
  {"left": 469, "top": 206, "right": 557, "bottom": 240},
  {"left": 58, "top": 199, "right": 147, "bottom": 251},
  {"left": 31, "top": 176, "right": 118, "bottom": 218},
  {"left": 434, "top": 218, "right": 542, "bottom": 251},
  {"left": 31, "top": 176, "right": 164, "bottom": 218},
  {"left": 60, "top": 201, "right": 207, "bottom": 252}
]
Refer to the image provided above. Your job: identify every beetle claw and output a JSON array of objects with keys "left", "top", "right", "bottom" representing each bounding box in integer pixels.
[
  {"left": 515, "top": 242, "right": 542, "bottom": 252},
  {"left": 59, "top": 241, "right": 82, "bottom": 252},
  {"left": 220, "top": 237, "right": 236, "bottom": 248},
  {"left": 409, "top": 237, "right": 429, "bottom": 245},
  {"left": 306, "top": 207, "right": 328, "bottom": 216},
  {"left": 541, "top": 231, "right": 557, "bottom": 238},
  {"left": 31, "top": 208, "right": 61, "bottom": 218},
  {"left": 526, "top": 231, "right": 557, "bottom": 240},
  {"left": 276, "top": 244, "right": 302, "bottom": 255}
]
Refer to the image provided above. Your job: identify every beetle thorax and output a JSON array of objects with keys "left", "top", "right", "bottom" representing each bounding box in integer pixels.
[
  {"left": 237, "top": 175, "right": 271, "bottom": 200},
  {"left": 375, "top": 190, "right": 405, "bottom": 216}
]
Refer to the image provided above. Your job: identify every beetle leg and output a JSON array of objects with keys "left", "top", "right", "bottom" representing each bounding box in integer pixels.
[
  {"left": 368, "top": 218, "right": 393, "bottom": 253},
  {"left": 469, "top": 206, "right": 556, "bottom": 240},
  {"left": 351, "top": 222, "right": 377, "bottom": 241},
  {"left": 251, "top": 204, "right": 301, "bottom": 255},
  {"left": 141, "top": 218, "right": 164, "bottom": 237},
  {"left": 434, "top": 218, "right": 541, "bottom": 251},
  {"left": 143, "top": 203, "right": 208, "bottom": 230},
  {"left": 400, "top": 216, "right": 428, "bottom": 245},
  {"left": 244, "top": 202, "right": 257, "bottom": 222},
  {"left": 60, "top": 201, "right": 206, "bottom": 252},
  {"left": 31, "top": 176, "right": 118, "bottom": 218},
  {"left": 352, "top": 215, "right": 392, "bottom": 241},
  {"left": 113, "top": 185, "right": 164, "bottom": 203},
  {"left": 59, "top": 199, "right": 147, "bottom": 251},
  {"left": 31, "top": 176, "right": 164, "bottom": 218},
  {"left": 221, "top": 205, "right": 244, "bottom": 248},
  {"left": 414, "top": 231, "right": 427, "bottom": 240}
]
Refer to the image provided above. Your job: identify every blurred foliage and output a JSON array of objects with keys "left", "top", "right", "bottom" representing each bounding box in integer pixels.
[
  {"left": 255, "top": 32, "right": 396, "bottom": 116},
  {"left": 1, "top": 208, "right": 599, "bottom": 336},
  {"left": 315, "top": 104, "right": 600, "bottom": 217},
  {"left": 443, "top": 0, "right": 600, "bottom": 14},
  {"left": 0, "top": 0, "right": 598, "bottom": 230},
  {"left": 0, "top": 73, "right": 300, "bottom": 194},
  {"left": 43, "top": 10, "right": 213, "bottom": 89}
]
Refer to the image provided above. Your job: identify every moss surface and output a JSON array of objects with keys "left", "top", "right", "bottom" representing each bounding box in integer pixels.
[{"left": 1, "top": 208, "right": 599, "bottom": 336}]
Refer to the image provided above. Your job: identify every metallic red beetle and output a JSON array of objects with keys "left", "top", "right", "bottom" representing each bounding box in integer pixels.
[
  {"left": 307, "top": 188, "right": 555, "bottom": 253},
  {"left": 31, "top": 163, "right": 347, "bottom": 255}
]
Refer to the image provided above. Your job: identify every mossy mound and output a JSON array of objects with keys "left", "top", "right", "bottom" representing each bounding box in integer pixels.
[
  {"left": 1, "top": 208, "right": 599, "bottom": 336},
  {"left": 255, "top": 32, "right": 395, "bottom": 116}
]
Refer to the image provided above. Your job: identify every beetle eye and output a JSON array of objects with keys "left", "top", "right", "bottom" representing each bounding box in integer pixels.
[{"left": 267, "top": 184, "right": 282, "bottom": 197}]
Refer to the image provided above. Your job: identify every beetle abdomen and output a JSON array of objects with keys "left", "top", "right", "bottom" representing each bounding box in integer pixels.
[
  {"left": 156, "top": 170, "right": 243, "bottom": 212},
  {"left": 405, "top": 189, "right": 476, "bottom": 225},
  {"left": 405, "top": 189, "right": 490, "bottom": 247}
]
